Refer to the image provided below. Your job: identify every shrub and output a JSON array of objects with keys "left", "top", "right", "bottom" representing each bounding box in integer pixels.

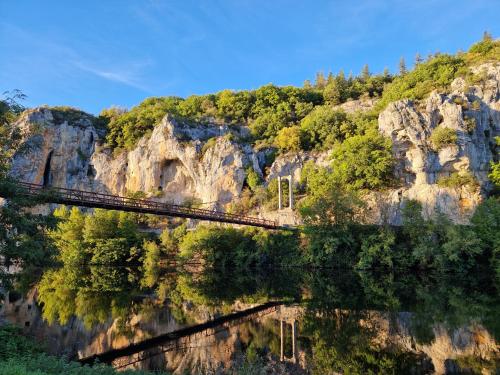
[
  {"left": 463, "top": 117, "right": 476, "bottom": 133},
  {"left": 489, "top": 137, "right": 500, "bottom": 187},
  {"left": 437, "top": 172, "right": 479, "bottom": 190},
  {"left": 200, "top": 137, "right": 217, "bottom": 157},
  {"left": 430, "top": 126, "right": 458, "bottom": 150},
  {"left": 245, "top": 167, "right": 262, "bottom": 192},
  {"left": 490, "top": 161, "right": 500, "bottom": 187}
]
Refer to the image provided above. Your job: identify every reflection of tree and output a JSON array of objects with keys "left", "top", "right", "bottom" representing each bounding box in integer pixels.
[
  {"left": 303, "top": 307, "right": 431, "bottom": 374},
  {"left": 38, "top": 264, "right": 149, "bottom": 331}
]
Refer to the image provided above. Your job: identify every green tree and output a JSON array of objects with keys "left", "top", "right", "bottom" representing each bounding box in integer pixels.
[
  {"left": 330, "top": 128, "right": 395, "bottom": 190},
  {"left": 399, "top": 56, "right": 407, "bottom": 75},
  {"left": 361, "top": 64, "right": 370, "bottom": 81},
  {"left": 300, "top": 107, "right": 352, "bottom": 149},
  {"left": 274, "top": 125, "right": 302, "bottom": 152}
]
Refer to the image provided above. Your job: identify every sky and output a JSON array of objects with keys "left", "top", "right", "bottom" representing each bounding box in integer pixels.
[{"left": 1, "top": 0, "right": 500, "bottom": 115}]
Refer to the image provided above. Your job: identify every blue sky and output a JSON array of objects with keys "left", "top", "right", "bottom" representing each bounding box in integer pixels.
[{"left": 1, "top": 0, "right": 499, "bottom": 115}]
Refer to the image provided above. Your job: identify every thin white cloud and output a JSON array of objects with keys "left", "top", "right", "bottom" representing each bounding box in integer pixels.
[{"left": 72, "top": 60, "right": 153, "bottom": 93}]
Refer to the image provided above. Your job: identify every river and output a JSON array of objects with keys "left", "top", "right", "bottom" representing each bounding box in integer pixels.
[{"left": 2, "top": 266, "right": 499, "bottom": 374}]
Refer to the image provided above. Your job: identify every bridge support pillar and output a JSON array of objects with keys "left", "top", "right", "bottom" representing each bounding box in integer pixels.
[
  {"left": 277, "top": 176, "right": 282, "bottom": 210},
  {"left": 280, "top": 320, "right": 285, "bottom": 361},
  {"left": 292, "top": 319, "right": 297, "bottom": 364}
]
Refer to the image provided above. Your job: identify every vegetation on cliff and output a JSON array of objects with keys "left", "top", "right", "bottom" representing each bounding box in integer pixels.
[{"left": 100, "top": 37, "right": 500, "bottom": 154}]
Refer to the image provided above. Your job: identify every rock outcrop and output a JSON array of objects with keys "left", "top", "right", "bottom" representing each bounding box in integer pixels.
[
  {"left": 10, "top": 112, "right": 261, "bottom": 210},
  {"left": 373, "top": 63, "right": 499, "bottom": 224}
]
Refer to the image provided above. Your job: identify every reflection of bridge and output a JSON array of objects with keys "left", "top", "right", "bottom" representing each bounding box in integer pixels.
[
  {"left": 1, "top": 181, "right": 289, "bottom": 230},
  {"left": 78, "top": 301, "right": 283, "bottom": 367}
]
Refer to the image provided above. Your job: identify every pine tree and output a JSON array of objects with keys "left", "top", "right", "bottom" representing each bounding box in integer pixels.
[
  {"left": 383, "top": 67, "right": 390, "bottom": 78},
  {"left": 483, "top": 30, "right": 492, "bottom": 41},
  {"left": 327, "top": 72, "right": 334, "bottom": 85},
  {"left": 361, "top": 64, "right": 370, "bottom": 81},
  {"left": 315, "top": 72, "right": 326, "bottom": 89},
  {"left": 415, "top": 53, "right": 423, "bottom": 66},
  {"left": 399, "top": 57, "right": 407, "bottom": 75},
  {"left": 303, "top": 79, "right": 312, "bottom": 89}
]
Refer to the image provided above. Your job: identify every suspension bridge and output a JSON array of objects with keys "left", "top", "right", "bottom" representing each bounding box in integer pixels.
[{"left": 0, "top": 181, "right": 287, "bottom": 230}]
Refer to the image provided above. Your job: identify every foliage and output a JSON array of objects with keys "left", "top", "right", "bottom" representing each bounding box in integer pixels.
[
  {"left": 377, "top": 54, "right": 467, "bottom": 110},
  {"left": 104, "top": 85, "right": 322, "bottom": 150},
  {"left": 489, "top": 136, "right": 500, "bottom": 187},
  {"left": 356, "top": 228, "right": 396, "bottom": 270},
  {"left": 437, "top": 171, "right": 479, "bottom": 190},
  {"left": 178, "top": 225, "right": 299, "bottom": 270},
  {"left": 274, "top": 125, "right": 302, "bottom": 152},
  {"left": 329, "top": 128, "right": 395, "bottom": 190},
  {"left": 104, "top": 96, "right": 183, "bottom": 149},
  {"left": 245, "top": 167, "right": 262, "bottom": 192},
  {"left": 37, "top": 207, "right": 158, "bottom": 327},
  {"left": 300, "top": 106, "right": 351, "bottom": 149},
  {"left": 429, "top": 126, "right": 458, "bottom": 150},
  {"left": 0, "top": 325, "right": 165, "bottom": 375},
  {"left": 300, "top": 168, "right": 363, "bottom": 227}
]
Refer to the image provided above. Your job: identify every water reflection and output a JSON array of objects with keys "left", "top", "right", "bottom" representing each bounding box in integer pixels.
[{"left": 2, "top": 264, "right": 499, "bottom": 374}]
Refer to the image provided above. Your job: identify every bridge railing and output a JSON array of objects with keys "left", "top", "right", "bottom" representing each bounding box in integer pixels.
[{"left": 14, "top": 181, "right": 279, "bottom": 228}]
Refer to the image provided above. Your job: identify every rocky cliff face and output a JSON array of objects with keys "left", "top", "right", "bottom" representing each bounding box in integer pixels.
[
  {"left": 10, "top": 111, "right": 261, "bottom": 210},
  {"left": 8, "top": 63, "right": 500, "bottom": 224},
  {"left": 372, "top": 63, "right": 499, "bottom": 224}
]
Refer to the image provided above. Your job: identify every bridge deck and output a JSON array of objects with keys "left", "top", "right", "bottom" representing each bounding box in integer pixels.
[{"left": 2, "top": 181, "right": 285, "bottom": 230}]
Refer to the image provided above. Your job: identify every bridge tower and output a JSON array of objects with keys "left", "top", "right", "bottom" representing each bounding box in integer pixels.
[
  {"left": 280, "top": 319, "right": 298, "bottom": 363},
  {"left": 277, "top": 175, "right": 293, "bottom": 210}
]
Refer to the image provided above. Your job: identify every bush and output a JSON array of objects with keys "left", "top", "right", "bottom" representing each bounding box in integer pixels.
[
  {"left": 437, "top": 172, "right": 479, "bottom": 190},
  {"left": 430, "top": 126, "right": 458, "bottom": 150},
  {"left": 245, "top": 167, "right": 262, "bottom": 192}
]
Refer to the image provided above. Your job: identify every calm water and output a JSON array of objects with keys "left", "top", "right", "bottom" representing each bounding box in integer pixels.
[{"left": 2, "top": 265, "right": 499, "bottom": 374}]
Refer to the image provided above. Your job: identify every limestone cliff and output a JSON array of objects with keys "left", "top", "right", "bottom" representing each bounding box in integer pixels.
[
  {"left": 8, "top": 63, "right": 500, "bottom": 224},
  {"left": 372, "top": 63, "right": 499, "bottom": 224}
]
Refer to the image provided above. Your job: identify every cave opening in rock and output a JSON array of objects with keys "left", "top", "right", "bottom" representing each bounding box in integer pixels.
[{"left": 42, "top": 151, "right": 53, "bottom": 187}]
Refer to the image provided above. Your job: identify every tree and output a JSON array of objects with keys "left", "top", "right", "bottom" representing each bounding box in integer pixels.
[
  {"left": 315, "top": 72, "right": 327, "bottom": 89},
  {"left": 361, "top": 64, "right": 370, "bottom": 81},
  {"left": 323, "top": 71, "right": 347, "bottom": 105},
  {"left": 415, "top": 53, "right": 423, "bottom": 66},
  {"left": 300, "top": 106, "right": 352, "bottom": 149},
  {"left": 483, "top": 30, "right": 493, "bottom": 41},
  {"left": 330, "top": 128, "right": 395, "bottom": 190},
  {"left": 275, "top": 126, "right": 302, "bottom": 152},
  {"left": 399, "top": 57, "right": 407, "bottom": 75}
]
